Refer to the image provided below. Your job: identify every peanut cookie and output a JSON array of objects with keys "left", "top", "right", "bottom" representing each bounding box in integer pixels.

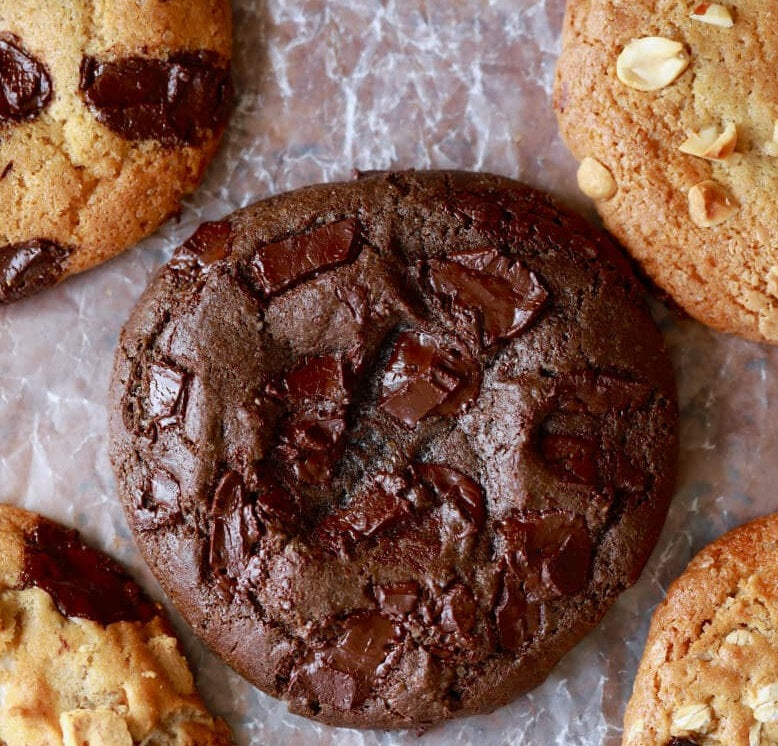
[
  {"left": 0, "top": 504, "right": 231, "bottom": 746},
  {"left": 109, "top": 170, "right": 679, "bottom": 729},
  {"left": 0, "top": 0, "right": 231, "bottom": 303},
  {"left": 622, "top": 514, "right": 778, "bottom": 746},
  {"left": 554, "top": 0, "right": 778, "bottom": 343}
]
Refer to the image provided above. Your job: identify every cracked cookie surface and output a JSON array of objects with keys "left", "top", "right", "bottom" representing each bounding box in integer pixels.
[
  {"left": 0, "top": 0, "right": 231, "bottom": 303},
  {"left": 623, "top": 514, "right": 778, "bottom": 746},
  {"left": 0, "top": 504, "right": 231, "bottom": 746},
  {"left": 554, "top": 0, "right": 778, "bottom": 343},
  {"left": 109, "top": 170, "right": 679, "bottom": 730}
]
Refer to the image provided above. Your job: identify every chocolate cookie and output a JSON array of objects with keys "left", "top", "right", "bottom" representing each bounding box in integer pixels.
[
  {"left": 109, "top": 170, "right": 679, "bottom": 729},
  {"left": 0, "top": 1, "right": 231, "bottom": 303},
  {"left": 554, "top": 0, "right": 778, "bottom": 343},
  {"left": 622, "top": 514, "right": 778, "bottom": 746},
  {"left": 0, "top": 504, "right": 231, "bottom": 745}
]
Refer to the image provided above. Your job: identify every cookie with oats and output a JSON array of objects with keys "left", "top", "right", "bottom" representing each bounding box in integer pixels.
[
  {"left": 0, "top": 0, "right": 231, "bottom": 303},
  {"left": 109, "top": 170, "right": 678, "bottom": 729},
  {"left": 622, "top": 514, "right": 778, "bottom": 746},
  {"left": 0, "top": 504, "right": 231, "bottom": 746},
  {"left": 554, "top": 0, "right": 778, "bottom": 343}
]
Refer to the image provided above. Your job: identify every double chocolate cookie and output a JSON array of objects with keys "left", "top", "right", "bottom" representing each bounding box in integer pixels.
[
  {"left": 0, "top": 1, "right": 231, "bottom": 303},
  {"left": 0, "top": 505, "right": 231, "bottom": 745},
  {"left": 109, "top": 170, "right": 679, "bottom": 729}
]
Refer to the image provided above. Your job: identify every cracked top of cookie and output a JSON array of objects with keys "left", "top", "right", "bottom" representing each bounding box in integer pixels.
[{"left": 109, "top": 170, "right": 679, "bottom": 730}]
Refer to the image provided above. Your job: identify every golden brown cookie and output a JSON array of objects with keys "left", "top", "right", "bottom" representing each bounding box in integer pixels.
[
  {"left": 554, "top": 0, "right": 778, "bottom": 344},
  {"left": 0, "top": 504, "right": 231, "bottom": 746},
  {"left": 622, "top": 514, "right": 778, "bottom": 746},
  {"left": 0, "top": 0, "right": 232, "bottom": 303}
]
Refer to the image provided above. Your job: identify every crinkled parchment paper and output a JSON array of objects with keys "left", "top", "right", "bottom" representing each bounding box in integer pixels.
[{"left": 3, "top": 1, "right": 778, "bottom": 743}]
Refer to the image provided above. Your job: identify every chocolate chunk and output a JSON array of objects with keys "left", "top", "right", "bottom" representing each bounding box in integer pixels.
[
  {"left": 0, "top": 34, "right": 52, "bottom": 123},
  {"left": 413, "top": 462, "right": 485, "bottom": 529},
  {"left": 209, "top": 471, "right": 260, "bottom": 580},
  {"left": 252, "top": 219, "right": 361, "bottom": 297},
  {"left": 253, "top": 474, "right": 300, "bottom": 531},
  {"left": 449, "top": 192, "right": 507, "bottom": 232},
  {"left": 439, "top": 584, "right": 477, "bottom": 635},
  {"left": 374, "top": 582, "right": 419, "bottom": 617},
  {"left": 427, "top": 249, "right": 549, "bottom": 346},
  {"left": 20, "top": 519, "right": 157, "bottom": 626},
  {"left": 178, "top": 220, "right": 233, "bottom": 265},
  {"left": 271, "top": 355, "right": 351, "bottom": 485},
  {"left": 294, "top": 612, "right": 399, "bottom": 712},
  {"left": 0, "top": 239, "right": 70, "bottom": 303},
  {"left": 316, "top": 474, "right": 411, "bottom": 553},
  {"left": 500, "top": 513, "right": 592, "bottom": 598},
  {"left": 79, "top": 51, "right": 232, "bottom": 145},
  {"left": 380, "top": 332, "right": 480, "bottom": 427},
  {"left": 1, "top": 161, "right": 12, "bottom": 179},
  {"left": 136, "top": 469, "right": 182, "bottom": 530},
  {"left": 667, "top": 739, "right": 700, "bottom": 746},
  {"left": 147, "top": 363, "right": 188, "bottom": 426},
  {"left": 540, "top": 433, "right": 599, "bottom": 485},
  {"left": 493, "top": 569, "right": 540, "bottom": 651}
]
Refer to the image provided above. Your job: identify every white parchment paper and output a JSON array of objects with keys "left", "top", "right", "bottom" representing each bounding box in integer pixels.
[{"left": 3, "top": 1, "right": 778, "bottom": 743}]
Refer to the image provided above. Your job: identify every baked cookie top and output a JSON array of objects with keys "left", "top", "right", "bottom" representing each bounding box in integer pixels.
[
  {"left": 622, "top": 513, "right": 778, "bottom": 746},
  {"left": 0, "top": 0, "right": 232, "bottom": 303},
  {"left": 109, "top": 170, "right": 679, "bottom": 730},
  {"left": 0, "top": 504, "right": 231, "bottom": 746},
  {"left": 554, "top": 0, "right": 778, "bottom": 343}
]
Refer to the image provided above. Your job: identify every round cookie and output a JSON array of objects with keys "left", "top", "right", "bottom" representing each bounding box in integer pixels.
[
  {"left": 622, "top": 514, "right": 778, "bottom": 746},
  {"left": 109, "top": 170, "right": 679, "bottom": 729},
  {"left": 554, "top": 0, "right": 778, "bottom": 344},
  {"left": 0, "top": 504, "right": 231, "bottom": 745},
  {"left": 0, "top": 0, "right": 232, "bottom": 303}
]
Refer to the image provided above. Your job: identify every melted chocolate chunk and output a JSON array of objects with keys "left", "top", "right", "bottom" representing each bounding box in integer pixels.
[
  {"left": 0, "top": 34, "right": 52, "bottom": 123},
  {"left": 500, "top": 513, "right": 592, "bottom": 598},
  {"left": 79, "top": 51, "right": 232, "bottom": 145},
  {"left": 270, "top": 355, "right": 352, "bottom": 485},
  {"left": 540, "top": 432, "right": 599, "bottom": 485},
  {"left": 20, "top": 519, "right": 157, "bottom": 626},
  {"left": 413, "top": 462, "right": 485, "bottom": 529},
  {"left": 493, "top": 569, "right": 540, "bottom": 651},
  {"left": 0, "top": 239, "right": 70, "bottom": 303},
  {"left": 182, "top": 220, "right": 233, "bottom": 264},
  {"left": 209, "top": 471, "right": 261, "bottom": 580},
  {"left": 294, "top": 612, "right": 400, "bottom": 711},
  {"left": 427, "top": 249, "right": 549, "bottom": 346},
  {"left": 374, "top": 581, "right": 419, "bottom": 617},
  {"left": 136, "top": 469, "right": 182, "bottom": 530},
  {"left": 380, "top": 332, "right": 481, "bottom": 428},
  {"left": 147, "top": 363, "right": 188, "bottom": 427},
  {"left": 316, "top": 474, "right": 411, "bottom": 553},
  {"left": 252, "top": 219, "right": 361, "bottom": 297},
  {"left": 439, "top": 583, "right": 477, "bottom": 635}
]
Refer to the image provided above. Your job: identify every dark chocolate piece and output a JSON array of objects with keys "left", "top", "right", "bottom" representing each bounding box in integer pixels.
[
  {"left": 0, "top": 34, "right": 52, "bottom": 123},
  {"left": 79, "top": 51, "right": 232, "bottom": 145},
  {"left": 20, "top": 519, "right": 157, "bottom": 626},
  {"left": 0, "top": 239, "right": 70, "bottom": 303}
]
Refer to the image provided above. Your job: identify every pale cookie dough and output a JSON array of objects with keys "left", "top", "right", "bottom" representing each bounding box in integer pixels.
[
  {"left": 0, "top": 0, "right": 232, "bottom": 303},
  {"left": 554, "top": 0, "right": 778, "bottom": 344},
  {"left": 623, "top": 513, "right": 778, "bottom": 746},
  {"left": 0, "top": 505, "right": 231, "bottom": 746}
]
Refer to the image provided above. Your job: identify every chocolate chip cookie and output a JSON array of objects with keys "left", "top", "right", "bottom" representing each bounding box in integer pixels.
[
  {"left": 0, "top": 1, "right": 231, "bottom": 303},
  {"left": 622, "top": 514, "right": 778, "bottom": 746},
  {"left": 0, "top": 504, "right": 231, "bottom": 745},
  {"left": 109, "top": 170, "right": 679, "bottom": 729},
  {"left": 555, "top": 0, "right": 778, "bottom": 343}
]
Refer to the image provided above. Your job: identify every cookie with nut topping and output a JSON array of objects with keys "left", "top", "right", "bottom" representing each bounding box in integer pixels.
[
  {"left": 554, "top": 0, "right": 778, "bottom": 343},
  {"left": 0, "top": 504, "right": 231, "bottom": 746},
  {"left": 622, "top": 513, "right": 778, "bottom": 746},
  {"left": 0, "top": 1, "right": 231, "bottom": 303},
  {"left": 109, "top": 170, "right": 679, "bottom": 729}
]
